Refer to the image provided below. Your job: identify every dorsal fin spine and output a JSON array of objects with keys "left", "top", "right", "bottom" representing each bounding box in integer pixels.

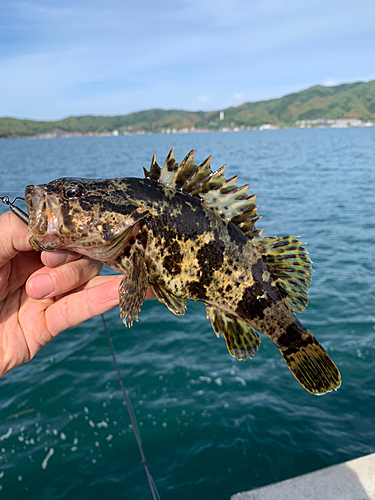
[
  {"left": 183, "top": 160, "right": 213, "bottom": 191},
  {"left": 191, "top": 165, "right": 227, "bottom": 196},
  {"left": 148, "top": 154, "right": 161, "bottom": 180},
  {"left": 219, "top": 175, "right": 238, "bottom": 194},
  {"left": 175, "top": 150, "right": 197, "bottom": 188},
  {"left": 159, "top": 148, "right": 180, "bottom": 187},
  {"left": 231, "top": 199, "right": 258, "bottom": 224},
  {"left": 210, "top": 185, "right": 249, "bottom": 208}
]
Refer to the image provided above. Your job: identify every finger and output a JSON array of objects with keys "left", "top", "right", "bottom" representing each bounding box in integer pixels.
[
  {"left": 0, "top": 212, "right": 33, "bottom": 268},
  {"left": 145, "top": 286, "right": 155, "bottom": 300},
  {"left": 44, "top": 276, "right": 124, "bottom": 336},
  {"left": 26, "top": 256, "right": 103, "bottom": 299},
  {"left": 0, "top": 251, "right": 42, "bottom": 299},
  {"left": 41, "top": 250, "right": 82, "bottom": 267},
  {"left": 44, "top": 275, "right": 155, "bottom": 338},
  {"left": 81, "top": 274, "right": 155, "bottom": 299}
]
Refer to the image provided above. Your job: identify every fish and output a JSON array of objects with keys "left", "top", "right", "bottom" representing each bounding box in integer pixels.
[{"left": 25, "top": 149, "right": 341, "bottom": 395}]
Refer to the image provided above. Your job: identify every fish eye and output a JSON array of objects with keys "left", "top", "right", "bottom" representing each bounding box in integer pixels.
[{"left": 62, "top": 183, "right": 84, "bottom": 200}]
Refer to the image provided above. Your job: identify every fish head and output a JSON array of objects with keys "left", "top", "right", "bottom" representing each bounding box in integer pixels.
[{"left": 25, "top": 177, "right": 148, "bottom": 259}]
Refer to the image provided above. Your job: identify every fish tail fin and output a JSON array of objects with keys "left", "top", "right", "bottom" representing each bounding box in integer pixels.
[{"left": 278, "top": 321, "right": 341, "bottom": 395}]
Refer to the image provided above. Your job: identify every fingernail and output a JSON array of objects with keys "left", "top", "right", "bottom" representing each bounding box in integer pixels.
[{"left": 29, "top": 275, "right": 55, "bottom": 298}]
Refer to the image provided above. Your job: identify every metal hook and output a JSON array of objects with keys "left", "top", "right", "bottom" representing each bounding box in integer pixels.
[
  {"left": 0, "top": 195, "right": 29, "bottom": 225},
  {"left": 0, "top": 194, "right": 56, "bottom": 252}
]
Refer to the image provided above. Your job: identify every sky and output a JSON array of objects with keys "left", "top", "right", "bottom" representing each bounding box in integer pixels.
[{"left": 1, "top": 0, "right": 375, "bottom": 120}]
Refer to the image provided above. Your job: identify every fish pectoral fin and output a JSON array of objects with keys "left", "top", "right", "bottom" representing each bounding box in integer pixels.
[
  {"left": 118, "top": 246, "right": 148, "bottom": 327},
  {"left": 254, "top": 236, "right": 312, "bottom": 313},
  {"left": 149, "top": 282, "right": 186, "bottom": 316},
  {"left": 105, "top": 211, "right": 150, "bottom": 260},
  {"left": 105, "top": 225, "right": 134, "bottom": 260},
  {"left": 206, "top": 307, "right": 261, "bottom": 360},
  {"left": 278, "top": 321, "right": 341, "bottom": 395}
]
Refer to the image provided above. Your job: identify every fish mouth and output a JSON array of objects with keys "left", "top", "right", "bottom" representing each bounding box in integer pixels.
[{"left": 25, "top": 185, "right": 62, "bottom": 250}]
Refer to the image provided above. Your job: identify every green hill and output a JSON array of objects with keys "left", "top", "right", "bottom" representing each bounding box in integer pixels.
[
  {"left": 216, "top": 81, "right": 375, "bottom": 127},
  {"left": 1, "top": 80, "right": 374, "bottom": 138}
]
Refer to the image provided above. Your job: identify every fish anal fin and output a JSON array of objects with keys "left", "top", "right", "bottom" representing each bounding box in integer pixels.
[
  {"left": 255, "top": 236, "right": 312, "bottom": 312},
  {"left": 206, "top": 307, "right": 261, "bottom": 360},
  {"left": 278, "top": 321, "right": 341, "bottom": 395},
  {"left": 118, "top": 246, "right": 148, "bottom": 327},
  {"left": 150, "top": 282, "right": 186, "bottom": 316}
]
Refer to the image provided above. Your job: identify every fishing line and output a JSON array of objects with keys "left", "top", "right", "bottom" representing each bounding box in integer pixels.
[
  {"left": 101, "top": 315, "right": 161, "bottom": 500},
  {"left": 1, "top": 194, "right": 161, "bottom": 500}
]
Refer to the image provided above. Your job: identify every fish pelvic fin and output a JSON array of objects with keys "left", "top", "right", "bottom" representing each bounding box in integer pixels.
[
  {"left": 206, "top": 306, "right": 261, "bottom": 360},
  {"left": 277, "top": 321, "right": 341, "bottom": 395},
  {"left": 254, "top": 236, "right": 312, "bottom": 312},
  {"left": 149, "top": 282, "right": 186, "bottom": 316}
]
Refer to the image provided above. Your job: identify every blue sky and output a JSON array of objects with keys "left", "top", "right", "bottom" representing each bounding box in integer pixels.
[{"left": 1, "top": 0, "right": 374, "bottom": 120}]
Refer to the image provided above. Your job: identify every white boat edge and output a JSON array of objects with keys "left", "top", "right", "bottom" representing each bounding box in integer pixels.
[{"left": 230, "top": 452, "right": 375, "bottom": 500}]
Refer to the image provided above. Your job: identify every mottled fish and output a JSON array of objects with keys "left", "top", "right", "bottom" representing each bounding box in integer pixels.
[{"left": 25, "top": 149, "right": 341, "bottom": 395}]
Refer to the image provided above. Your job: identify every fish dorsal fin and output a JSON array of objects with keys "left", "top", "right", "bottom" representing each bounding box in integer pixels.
[
  {"left": 143, "top": 154, "right": 161, "bottom": 181},
  {"left": 254, "top": 236, "right": 313, "bottom": 312},
  {"left": 143, "top": 149, "right": 261, "bottom": 239},
  {"left": 159, "top": 148, "right": 180, "bottom": 187}
]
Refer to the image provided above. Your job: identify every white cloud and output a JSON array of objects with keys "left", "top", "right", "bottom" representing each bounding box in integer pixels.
[
  {"left": 9, "top": 1, "right": 77, "bottom": 20},
  {"left": 322, "top": 77, "right": 337, "bottom": 87},
  {"left": 197, "top": 95, "right": 211, "bottom": 104},
  {"left": 232, "top": 93, "right": 246, "bottom": 104},
  {"left": 2, "top": 0, "right": 375, "bottom": 119}
]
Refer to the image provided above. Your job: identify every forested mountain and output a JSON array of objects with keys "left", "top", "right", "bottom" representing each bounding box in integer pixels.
[{"left": 1, "top": 80, "right": 374, "bottom": 138}]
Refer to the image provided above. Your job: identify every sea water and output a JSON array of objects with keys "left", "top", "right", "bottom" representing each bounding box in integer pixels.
[{"left": 0, "top": 128, "right": 374, "bottom": 499}]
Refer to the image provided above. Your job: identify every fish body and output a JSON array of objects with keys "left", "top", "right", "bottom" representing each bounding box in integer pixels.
[{"left": 25, "top": 149, "right": 341, "bottom": 395}]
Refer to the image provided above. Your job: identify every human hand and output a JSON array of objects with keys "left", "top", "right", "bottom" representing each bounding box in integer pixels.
[{"left": 0, "top": 212, "right": 154, "bottom": 378}]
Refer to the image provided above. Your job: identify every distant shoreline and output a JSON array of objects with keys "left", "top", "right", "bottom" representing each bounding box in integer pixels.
[
  {"left": 1, "top": 79, "right": 374, "bottom": 140},
  {"left": 1, "top": 119, "right": 374, "bottom": 142}
]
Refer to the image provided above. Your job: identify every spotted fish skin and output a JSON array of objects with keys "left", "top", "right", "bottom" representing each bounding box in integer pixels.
[
  {"left": 25, "top": 150, "right": 341, "bottom": 395},
  {"left": 136, "top": 184, "right": 279, "bottom": 327}
]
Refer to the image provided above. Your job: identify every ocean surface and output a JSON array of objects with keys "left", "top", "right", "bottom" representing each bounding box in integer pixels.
[{"left": 0, "top": 128, "right": 374, "bottom": 500}]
